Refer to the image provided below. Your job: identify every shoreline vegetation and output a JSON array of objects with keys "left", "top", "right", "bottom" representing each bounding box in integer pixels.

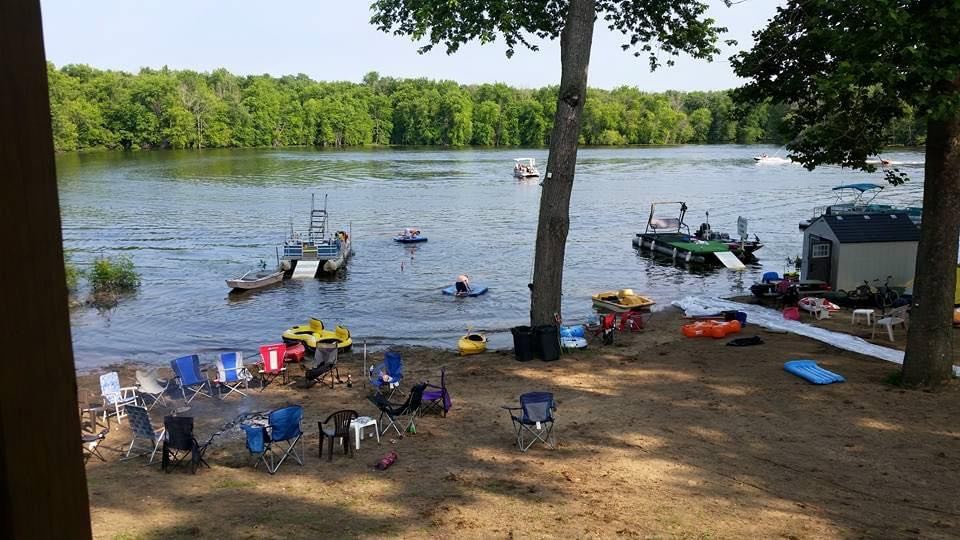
[{"left": 48, "top": 64, "right": 927, "bottom": 153}]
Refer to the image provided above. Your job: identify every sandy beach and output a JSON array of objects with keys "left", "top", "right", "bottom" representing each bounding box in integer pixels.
[{"left": 79, "top": 307, "right": 960, "bottom": 539}]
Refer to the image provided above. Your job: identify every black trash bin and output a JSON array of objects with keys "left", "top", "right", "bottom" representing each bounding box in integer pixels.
[
  {"left": 534, "top": 325, "right": 561, "bottom": 362},
  {"left": 511, "top": 326, "right": 535, "bottom": 362}
]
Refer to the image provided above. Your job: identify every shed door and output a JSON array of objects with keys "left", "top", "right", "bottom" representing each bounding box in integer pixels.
[{"left": 807, "top": 236, "right": 832, "bottom": 283}]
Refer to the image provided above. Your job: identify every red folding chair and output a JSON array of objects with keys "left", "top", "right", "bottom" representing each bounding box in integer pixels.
[
  {"left": 618, "top": 311, "right": 646, "bottom": 332},
  {"left": 590, "top": 313, "right": 617, "bottom": 345},
  {"left": 284, "top": 342, "right": 306, "bottom": 363},
  {"left": 257, "top": 343, "right": 288, "bottom": 390}
]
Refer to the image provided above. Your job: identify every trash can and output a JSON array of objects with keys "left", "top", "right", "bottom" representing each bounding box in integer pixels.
[
  {"left": 511, "top": 326, "right": 535, "bottom": 362},
  {"left": 534, "top": 325, "right": 561, "bottom": 362}
]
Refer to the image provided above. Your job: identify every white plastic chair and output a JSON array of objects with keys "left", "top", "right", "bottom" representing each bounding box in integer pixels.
[
  {"left": 100, "top": 372, "right": 139, "bottom": 425},
  {"left": 872, "top": 305, "right": 909, "bottom": 342},
  {"left": 810, "top": 298, "right": 832, "bottom": 320}
]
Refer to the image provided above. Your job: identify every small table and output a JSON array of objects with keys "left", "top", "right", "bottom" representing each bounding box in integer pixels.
[
  {"left": 349, "top": 416, "right": 380, "bottom": 450},
  {"left": 852, "top": 308, "right": 875, "bottom": 326},
  {"left": 79, "top": 404, "right": 110, "bottom": 434}
]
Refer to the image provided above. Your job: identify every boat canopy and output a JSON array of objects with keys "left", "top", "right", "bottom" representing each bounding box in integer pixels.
[
  {"left": 832, "top": 183, "right": 883, "bottom": 192},
  {"left": 514, "top": 157, "right": 536, "bottom": 165}
]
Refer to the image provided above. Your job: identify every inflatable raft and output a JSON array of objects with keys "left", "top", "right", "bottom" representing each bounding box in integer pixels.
[
  {"left": 681, "top": 319, "right": 741, "bottom": 339},
  {"left": 458, "top": 332, "right": 487, "bottom": 355},
  {"left": 394, "top": 235, "right": 427, "bottom": 243},
  {"left": 561, "top": 336, "right": 588, "bottom": 349},
  {"left": 281, "top": 318, "right": 353, "bottom": 352},
  {"left": 442, "top": 285, "right": 489, "bottom": 297}
]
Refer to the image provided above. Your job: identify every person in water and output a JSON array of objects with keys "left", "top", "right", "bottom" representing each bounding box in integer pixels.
[{"left": 455, "top": 274, "right": 471, "bottom": 295}]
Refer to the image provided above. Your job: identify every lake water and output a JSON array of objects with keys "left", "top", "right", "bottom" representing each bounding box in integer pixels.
[{"left": 57, "top": 145, "right": 926, "bottom": 370}]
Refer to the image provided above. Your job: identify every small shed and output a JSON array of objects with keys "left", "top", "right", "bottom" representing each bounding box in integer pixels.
[{"left": 800, "top": 212, "right": 920, "bottom": 291}]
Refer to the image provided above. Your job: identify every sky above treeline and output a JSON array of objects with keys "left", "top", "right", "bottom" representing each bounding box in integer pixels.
[{"left": 40, "top": 0, "right": 781, "bottom": 91}]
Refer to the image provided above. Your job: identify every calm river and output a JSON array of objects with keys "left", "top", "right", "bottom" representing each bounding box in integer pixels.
[{"left": 57, "top": 146, "right": 926, "bottom": 369}]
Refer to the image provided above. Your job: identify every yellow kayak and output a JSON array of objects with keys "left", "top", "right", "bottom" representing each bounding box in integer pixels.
[
  {"left": 282, "top": 318, "right": 353, "bottom": 351},
  {"left": 458, "top": 332, "right": 487, "bottom": 356},
  {"left": 592, "top": 289, "right": 655, "bottom": 312}
]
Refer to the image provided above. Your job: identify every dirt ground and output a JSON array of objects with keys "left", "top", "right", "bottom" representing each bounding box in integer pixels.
[{"left": 78, "top": 307, "right": 960, "bottom": 540}]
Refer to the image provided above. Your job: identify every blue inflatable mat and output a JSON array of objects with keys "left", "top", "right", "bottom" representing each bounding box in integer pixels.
[
  {"left": 784, "top": 360, "right": 846, "bottom": 385},
  {"left": 394, "top": 236, "right": 427, "bottom": 243},
  {"left": 441, "top": 285, "right": 489, "bottom": 297}
]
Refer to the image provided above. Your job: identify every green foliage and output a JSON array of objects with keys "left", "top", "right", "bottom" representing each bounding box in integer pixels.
[
  {"left": 64, "top": 252, "right": 81, "bottom": 291},
  {"left": 46, "top": 64, "right": 829, "bottom": 151},
  {"left": 88, "top": 256, "right": 141, "bottom": 293},
  {"left": 731, "top": 0, "right": 957, "bottom": 177}
]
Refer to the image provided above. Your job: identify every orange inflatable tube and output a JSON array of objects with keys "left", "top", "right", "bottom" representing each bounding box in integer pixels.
[{"left": 682, "top": 320, "right": 741, "bottom": 338}]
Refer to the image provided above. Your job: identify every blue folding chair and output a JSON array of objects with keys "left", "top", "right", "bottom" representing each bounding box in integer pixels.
[
  {"left": 761, "top": 271, "right": 781, "bottom": 283},
  {"left": 368, "top": 351, "right": 404, "bottom": 398},
  {"left": 170, "top": 355, "right": 211, "bottom": 403},
  {"left": 214, "top": 352, "right": 251, "bottom": 399},
  {"left": 241, "top": 405, "right": 304, "bottom": 474},
  {"left": 502, "top": 392, "right": 557, "bottom": 452}
]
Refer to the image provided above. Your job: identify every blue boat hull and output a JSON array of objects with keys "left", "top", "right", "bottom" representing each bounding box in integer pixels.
[
  {"left": 441, "top": 285, "right": 489, "bottom": 297},
  {"left": 394, "top": 236, "right": 428, "bottom": 243}
]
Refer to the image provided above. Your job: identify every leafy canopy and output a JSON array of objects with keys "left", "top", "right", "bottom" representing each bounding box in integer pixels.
[
  {"left": 370, "top": 0, "right": 733, "bottom": 70},
  {"left": 731, "top": 0, "right": 960, "bottom": 178}
]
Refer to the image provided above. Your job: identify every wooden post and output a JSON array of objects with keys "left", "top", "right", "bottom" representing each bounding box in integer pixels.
[{"left": 0, "top": 0, "right": 92, "bottom": 537}]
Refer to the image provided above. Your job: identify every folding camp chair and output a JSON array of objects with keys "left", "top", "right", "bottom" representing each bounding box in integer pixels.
[
  {"left": 240, "top": 405, "right": 304, "bottom": 474},
  {"left": 368, "top": 351, "right": 404, "bottom": 398},
  {"left": 257, "top": 343, "right": 288, "bottom": 390},
  {"left": 214, "top": 351, "right": 251, "bottom": 399},
  {"left": 589, "top": 313, "right": 617, "bottom": 345},
  {"left": 368, "top": 383, "right": 426, "bottom": 438},
  {"left": 318, "top": 409, "right": 358, "bottom": 461},
  {"left": 135, "top": 368, "right": 170, "bottom": 410},
  {"left": 420, "top": 367, "right": 452, "bottom": 417},
  {"left": 100, "top": 371, "right": 139, "bottom": 425},
  {"left": 502, "top": 392, "right": 557, "bottom": 452},
  {"left": 170, "top": 355, "right": 211, "bottom": 403},
  {"left": 122, "top": 405, "right": 165, "bottom": 464},
  {"left": 303, "top": 343, "right": 341, "bottom": 389},
  {"left": 161, "top": 416, "right": 210, "bottom": 474},
  {"left": 82, "top": 429, "right": 109, "bottom": 464}
]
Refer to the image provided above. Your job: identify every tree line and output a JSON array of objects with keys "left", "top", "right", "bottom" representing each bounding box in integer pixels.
[{"left": 46, "top": 63, "right": 925, "bottom": 152}]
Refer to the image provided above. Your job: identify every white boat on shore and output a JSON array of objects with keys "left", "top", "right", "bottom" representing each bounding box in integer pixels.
[
  {"left": 513, "top": 157, "right": 540, "bottom": 178},
  {"left": 226, "top": 269, "right": 284, "bottom": 291}
]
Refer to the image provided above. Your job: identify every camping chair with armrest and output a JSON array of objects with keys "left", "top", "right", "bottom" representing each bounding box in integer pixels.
[
  {"left": 318, "top": 409, "right": 358, "bottom": 461},
  {"left": 122, "top": 405, "right": 165, "bottom": 464},
  {"left": 161, "top": 416, "right": 210, "bottom": 474},
  {"left": 241, "top": 405, "right": 304, "bottom": 474},
  {"left": 420, "top": 367, "right": 452, "bottom": 417},
  {"left": 100, "top": 371, "right": 140, "bottom": 425},
  {"left": 135, "top": 368, "right": 170, "bottom": 411},
  {"left": 257, "top": 343, "right": 288, "bottom": 390},
  {"left": 81, "top": 429, "right": 109, "bottom": 464},
  {"left": 214, "top": 351, "right": 252, "bottom": 399},
  {"left": 872, "top": 305, "right": 910, "bottom": 342},
  {"left": 170, "top": 355, "right": 211, "bottom": 403},
  {"left": 368, "top": 351, "right": 404, "bottom": 398},
  {"left": 303, "top": 342, "right": 341, "bottom": 389},
  {"left": 368, "top": 383, "right": 426, "bottom": 438},
  {"left": 502, "top": 392, "right": 557, "bottom": 452},
  {"left": 762, "top": 271, "right": 781, "bottom": 284}
]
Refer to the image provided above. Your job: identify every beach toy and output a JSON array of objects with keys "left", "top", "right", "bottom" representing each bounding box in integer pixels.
[
  {"left": 708, "top": 320, "right": 741, "bottom": 338},
  {"left": 560, "top": 336, "right": 587, "bottom": 349},
  {"left": 784, "top": 360, "right": 845, "bottom": 384},
  {"left": 441, "top": 285, "right": 489, "bottom": 297},
  {"left": 559, "top": 325, "right": 585, "bottom": 338},
  {"left": 458, "top": 332, "right": 487, "bottom": 355},
  {"left": 783, "top": 306, "right": 800, "bottom": 321},
  {"left": 682, "top": 320, "right": 740, "bottom": 338}
]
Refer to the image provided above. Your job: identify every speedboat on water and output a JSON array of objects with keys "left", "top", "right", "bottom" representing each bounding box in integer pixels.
[
  {"left": 797, "top": 183, "right": 923, "bottom": 230},
  {"left": 394, "top": 227, "right": 427, "bottom": 243},
  {"left": 513, "top": 157, "right": 540, "bottom": 178}
]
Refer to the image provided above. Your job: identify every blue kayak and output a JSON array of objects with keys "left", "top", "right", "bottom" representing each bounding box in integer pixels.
[
  {"left": 394, "top": 236, "right": 427, "bottom": 243},
  {"left": 441, "top": 285, "right": 489, "bottom": 297}
]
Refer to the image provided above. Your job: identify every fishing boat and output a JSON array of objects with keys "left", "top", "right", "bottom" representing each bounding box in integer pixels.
[
  {"left": 279, "top": 194, "right": 353, "bottom": 278},
  {"left": 281, "top": 317, "right": 353, "bottom": 352},
  {"left": 226, "top": 268, "right": 283, "bottom": 291},
  {"left": 632, "top": 202, "right": 762, "bottom": 267},
  {"left": 458, "top": 332, "right": 487, "bottom": 355},
  {"left": 394, "top": 228, "right": 427, "bottom": 243},
  {"left": 798, "top": 183, "right": 922, "bottom": 230},
  {"left": 513, "top": 157, "right": 540, "bottom": 178},
  {"left": 592, "top": 289, "right": 655, "bottom": 312}
]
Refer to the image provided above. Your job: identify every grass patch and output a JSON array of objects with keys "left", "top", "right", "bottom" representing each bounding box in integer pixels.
[
  {"left": 212, "top": 478, "right": 257, "bottom": 490},
  {"left": 89, "top": 255, "right": 140, "bottom": 293},
  {"left": 64, "top": 251, "right": 82, "bottom": 290}
]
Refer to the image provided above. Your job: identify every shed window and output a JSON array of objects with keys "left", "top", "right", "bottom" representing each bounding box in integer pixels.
[{"left": 812, "top": 243, "right": 831, "bottom": 258}]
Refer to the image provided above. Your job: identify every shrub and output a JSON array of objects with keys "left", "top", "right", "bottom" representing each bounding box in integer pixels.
[
  {"left": 89, "top": 255, "right": 140, "bottom": 293},
  {"left": 64, "top": 252, "right": 81, "bottom": 290}
]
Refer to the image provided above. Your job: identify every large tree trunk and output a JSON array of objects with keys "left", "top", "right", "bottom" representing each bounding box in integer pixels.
[
  {"left": 901, "top": 114, "right": 960, "bottom": 386},
  {"left": 529, "top": 0, "right": 595, "bottom": 326}
]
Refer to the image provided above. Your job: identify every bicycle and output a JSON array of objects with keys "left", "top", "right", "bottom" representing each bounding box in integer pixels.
[{"left": 873, "top": 275, "right": 900, "bottom": 312}]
